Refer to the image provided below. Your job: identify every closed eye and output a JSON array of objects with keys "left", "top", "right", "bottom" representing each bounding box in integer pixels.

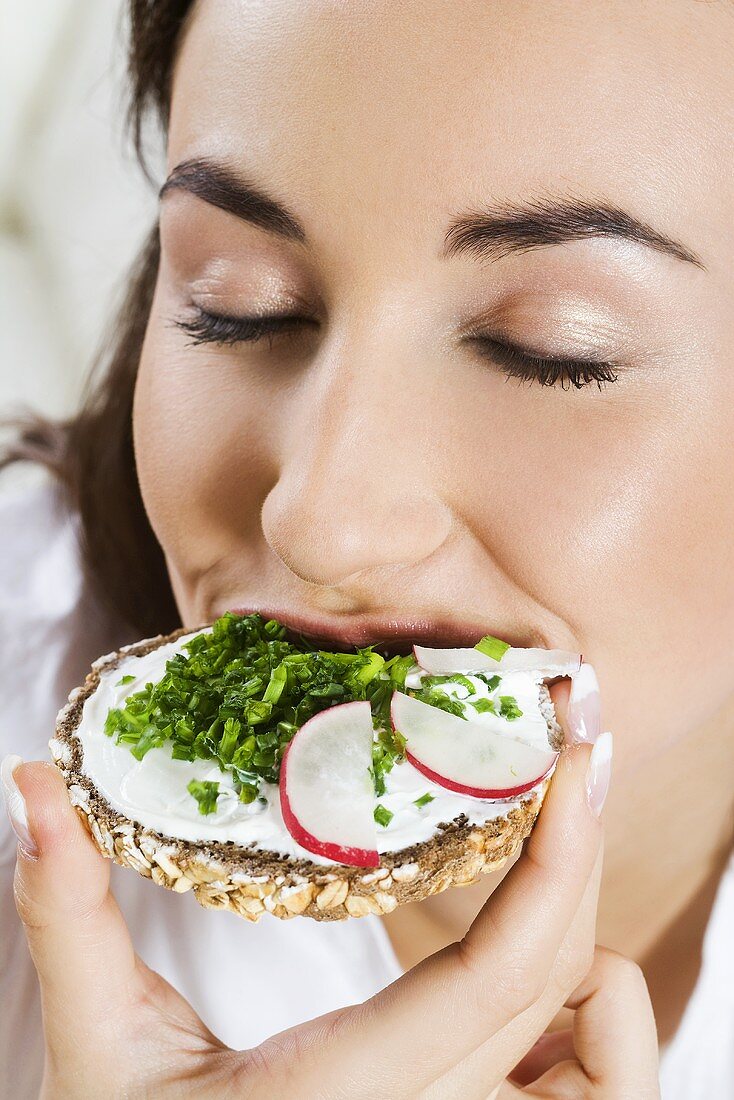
[
  {"left": 172, "top": 308, "right": 316, "bottom": 349},
  {"left": 172, "top": 307, "right": 619, "bottom": 390},
  {"left": 465, "top": 335, "right": 619, "bottom": 390}
]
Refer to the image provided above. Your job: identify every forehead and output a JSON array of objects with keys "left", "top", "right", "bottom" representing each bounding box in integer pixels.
[{"left": 169, "top": 0, "right": 733, "bottom": 261}]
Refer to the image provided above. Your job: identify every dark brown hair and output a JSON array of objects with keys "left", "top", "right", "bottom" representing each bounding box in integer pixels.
[{"left": 0, "top": 1, "right": 195, "bottom": 639}]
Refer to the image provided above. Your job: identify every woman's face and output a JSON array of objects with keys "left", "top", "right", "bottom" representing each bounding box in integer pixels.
[{"left": 134, "top": 0, "right": 734, "bottom": 774}]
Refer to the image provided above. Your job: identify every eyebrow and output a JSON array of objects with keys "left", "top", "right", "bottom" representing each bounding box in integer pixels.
[
  {"left": 161, "top": 158, "right": 704, "bottom": 269},
  {"left": 442, "top": 196, "right": 704, "bottom": 268},
  {"left": 160, "top": 158, "right": 307, "bottom": 245}
]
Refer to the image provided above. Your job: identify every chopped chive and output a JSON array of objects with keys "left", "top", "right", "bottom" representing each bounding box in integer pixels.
[
  {"left": 103, "top": 708, "right": 123, "bottom": 736},
  {"left": 422, "top": 672, "right": 476, "bottom": 694},
  {"left": 237, "top": 783, "right": 258, "bottom": 804},
  {"left": 308, "top": 682, "right": 345, "bottom": 698},
  {"left": 262, "top": 663, "right": 288, "bottom": 704},
  {"left": 353, "top": 650, "right": 385, "bottom": 686},
  {"left": 409, "top": 687, "right": 466, "bottom": 719},
  {"left": 413, "top": 792, "right": 435, "bottom": 808},
  {"left": 187, "top": 779, "right": 221, "bottom": 815},
  {"left": 370, "top": 763, "right": 386, "bottom": 797},
  {"left": 382, "top": 654, "right": 415, "bottom": 690},
  {"left": 499, "top": 695, "right": 523, "bottom": 721},
  {"left": 171, "top": 743, "right": 195, "bottom": 761},
  {"left": 115, "top": 674, "right": 136, "bottom": 686},
  {"left": 102, "top": 611, "right": 447, "bottom": 798},
  {"left": 475, "top": 635, "right": 510, "bottom": 662},
  {"left": 175, "top": 718, "right": 196, "bottom": 744},
  {"left": 374, "top": 804, "right": 394, "bottom": 827},
  {"left": 469, "top": 697, "right": 496, "bottom": 714},
  {"left": 129, "top": 725, "right": 166, "bottom": 760},
  {"left": 218, "top": 717, "right": 241, "bottom": 764}
]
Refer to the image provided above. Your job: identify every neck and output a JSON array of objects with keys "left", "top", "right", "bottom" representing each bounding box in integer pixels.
[
  {"left": 382, "top": 695, "right": 734, "bottom": 1044},
  {"left": 597, "top": 693, "right": 734, "bottom": 959}
]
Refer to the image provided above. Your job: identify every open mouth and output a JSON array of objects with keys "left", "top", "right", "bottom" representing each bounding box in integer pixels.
[
  {"left": 282, "top": 628, "right": 422, "bottom": 660},
  {"left": 223, "top": 605, "right": 513, "bottom": 660}
]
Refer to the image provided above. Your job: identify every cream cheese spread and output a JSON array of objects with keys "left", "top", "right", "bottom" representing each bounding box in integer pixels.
[{"left": 75, "top": 629, "right": 555, "bottom": 865}]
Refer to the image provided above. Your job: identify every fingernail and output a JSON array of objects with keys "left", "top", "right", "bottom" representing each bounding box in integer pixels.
[
  {"left": 1, "top": 754, "right": 38, "bottom": 856},
  {"left": 586, "top": 731, "right": 613, "bottom": 818},
  {"left": 567, "top": 662, "right": 601, "bottom": 744}
]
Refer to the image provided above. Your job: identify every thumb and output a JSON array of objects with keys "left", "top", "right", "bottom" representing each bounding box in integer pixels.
[{"left": 2, "top": 755, "right": 140, "bottom": 1045}]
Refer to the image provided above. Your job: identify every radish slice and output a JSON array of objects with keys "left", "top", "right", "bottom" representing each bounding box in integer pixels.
[
  {"left": 280, "top": 700, "right": 379, "bottom": 867},
  {"left": 391, "top": 691, "right": 558, "bottom": 799},
  {"left": 413, "top": 644, "right": 581, "bottom": 678}
]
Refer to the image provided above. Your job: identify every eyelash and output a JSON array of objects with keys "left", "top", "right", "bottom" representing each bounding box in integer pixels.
[
  {"left": 173, "top": 308, "right": 619, "bottom": 390},
  {"left": 173, "top": 309, "right": 310, "bottom": 349},
  {"left": 464, "top": 336, "right": 619, "bottom": 390}
]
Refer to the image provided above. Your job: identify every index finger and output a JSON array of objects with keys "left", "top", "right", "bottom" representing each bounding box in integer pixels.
[{"left": 314, "top": 709, "right": 612, "bottom": 1094}]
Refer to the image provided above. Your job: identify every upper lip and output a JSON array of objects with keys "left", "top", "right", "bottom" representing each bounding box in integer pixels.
[{"left": 224, "top": 605, "right": 545, "bottom": 655}]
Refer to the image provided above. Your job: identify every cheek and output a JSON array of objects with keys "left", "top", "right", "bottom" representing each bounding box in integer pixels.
[
  {"left": 453, "top": 375, "right": 734, "bottom": 743},
  {"left": 132, "top": 304, "right": 276, "bottom": 578}
]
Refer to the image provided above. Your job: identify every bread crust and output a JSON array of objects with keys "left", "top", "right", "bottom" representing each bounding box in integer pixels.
[{"left": 50, "top": 625, "right": 563, "bottom": 921}]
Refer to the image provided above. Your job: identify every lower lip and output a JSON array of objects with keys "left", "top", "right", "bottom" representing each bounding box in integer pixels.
[
  {"left": 221, "top": 605, "right": 524, "bottom": 652},
  {"left": 227, "top": 609, "right": 423, "bottom": 653},
  {"left": 225, "top": 611, "right": 470, "bottom": 651}
]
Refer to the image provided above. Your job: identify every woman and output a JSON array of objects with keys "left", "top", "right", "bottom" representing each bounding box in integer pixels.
[{"left": 2, "top": 1, "right": 732, "bottom": 1096}]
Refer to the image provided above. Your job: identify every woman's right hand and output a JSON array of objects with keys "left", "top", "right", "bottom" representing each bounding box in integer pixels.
[{"left": 4, "top": 688, "right": 660, "bottom": 1100}]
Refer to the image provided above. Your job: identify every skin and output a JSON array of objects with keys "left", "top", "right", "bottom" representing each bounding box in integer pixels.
[
  {"left": 134, "top": 0, "right": 734, "bottom": 1047},
  {"left": 7, "top": 0, "right": 732, "bottom": 1093}
]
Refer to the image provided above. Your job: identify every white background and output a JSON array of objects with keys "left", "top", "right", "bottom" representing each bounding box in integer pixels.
[{"left": 0, "top": 0, "right": 159, "bottom": 488}]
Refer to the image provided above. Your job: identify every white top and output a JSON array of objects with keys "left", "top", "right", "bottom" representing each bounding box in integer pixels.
[{"left": 1, "top": 478, "right": 732, "bottom": 1099}]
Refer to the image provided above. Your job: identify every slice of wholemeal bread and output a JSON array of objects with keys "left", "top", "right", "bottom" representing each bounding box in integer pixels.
[{"left": 49, "top": 623, "right": 563, "bottom": 922}]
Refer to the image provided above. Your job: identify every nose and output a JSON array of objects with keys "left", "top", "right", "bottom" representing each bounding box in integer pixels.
[{"left": 261, "top": 332, "right": 453, "bottom": 587}]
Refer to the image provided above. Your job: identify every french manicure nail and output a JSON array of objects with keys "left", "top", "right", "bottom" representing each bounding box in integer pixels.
[
  {"left": 586, "top": 731, "right": 613, "bottom": 818},
  {"left": 567, "top": 662, "right": 601, "bottom": 744},
  {"left": 1, "top": 754, "right": 38, "bottom": 856}
]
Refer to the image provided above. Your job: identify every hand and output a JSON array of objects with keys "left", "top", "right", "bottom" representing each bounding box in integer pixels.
[{"left": 4, "top": 688, "right": 659, "bottom": 1099}]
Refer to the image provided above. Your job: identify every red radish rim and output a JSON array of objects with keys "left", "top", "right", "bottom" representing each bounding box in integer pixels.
[
  {"left": 405, "top": 748, "right": 558, "bottom": 800},
  {"left": 279, "top": 735, "right": 380, "bottom": 869}
]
